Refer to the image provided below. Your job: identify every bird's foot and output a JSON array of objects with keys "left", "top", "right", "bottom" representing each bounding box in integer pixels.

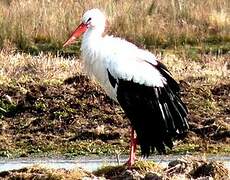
[
  {"left": 125, "top": 128, "right": 138, "bottom": 168},
  {"left": 125, "top": 154, "right": 137, "bottom": 168}
]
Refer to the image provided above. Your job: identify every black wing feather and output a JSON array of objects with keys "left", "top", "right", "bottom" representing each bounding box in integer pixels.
[
  {"left": 107, "top": 61, "right": 189, "bottom": 156},
  {"left": 156, "top": 61, "right": 180, "bottom": 93}
]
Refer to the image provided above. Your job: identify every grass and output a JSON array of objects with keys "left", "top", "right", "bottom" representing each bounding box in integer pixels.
[
  {"left": 0, "top": 0, "right": 229, "bottom": 54},
  {"left": 93, "top": 156, "right": 229, "bottom": 179},
  {"left": 0, "top": 165, "right": 91, "bottom": 179},
  {"left": 0, "top": 50, "right": 81, "bottom": 85},
  {"left": 93, "top": 160, "right": 161, "bottom": 178}
]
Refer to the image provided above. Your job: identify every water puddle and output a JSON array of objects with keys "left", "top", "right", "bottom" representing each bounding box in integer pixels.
[{"left": 0, "top": 155, "right": 229, "bottom": 172}]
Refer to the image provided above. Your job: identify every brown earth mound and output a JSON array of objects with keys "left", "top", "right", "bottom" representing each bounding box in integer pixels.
[{"left": 0, "top": 74, "right": 229, "bottom": 157}]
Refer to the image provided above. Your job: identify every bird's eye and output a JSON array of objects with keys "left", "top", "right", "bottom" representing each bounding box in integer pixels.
[{"left": 87, "top": 17, "right": 92, "bottom": 22}]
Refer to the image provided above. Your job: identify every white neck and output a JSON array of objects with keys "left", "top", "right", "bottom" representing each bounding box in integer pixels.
[
  {"left": 80, "top": 27, "right": 118, "bottom": 100},
  {"left": 82, "top": 28, "right": 104, "bottom": 60},
  {"left": 81, "top": 27, "right": 106, "bottom": 77},
  {"left": 83, "top": 28, "right": 103, "bottom": 45}
]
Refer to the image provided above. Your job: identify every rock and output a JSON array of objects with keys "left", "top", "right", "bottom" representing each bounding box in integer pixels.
[
  {"left": 190, "top": 161, "right": 229, "bottom": 179},
  {"left": 167, "top": 159, "right": 188, "bottom": 174},
  {"left": 144, "top": 172, "right": 162, "bottom": 180},
  {"left": 113, "top": 169, "right": 143, "bottom": 180},
  {"left": 211, "top": 130, "right": 230, "bottom": 141}
]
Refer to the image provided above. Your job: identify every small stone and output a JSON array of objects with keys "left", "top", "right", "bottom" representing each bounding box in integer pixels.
[
  {"left": 113, "top": 169, "right": 143, "bottom": 180},
  {"left": 144, "top": 172, "right": 162, "bottom": 180},
  {"left": 167, "top": 160, "right": 187, "bottom": 174}
]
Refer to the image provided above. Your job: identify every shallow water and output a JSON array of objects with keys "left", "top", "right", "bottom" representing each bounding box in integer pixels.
[{"left": 0, "top": 155, "right": 229, "bottom": 172}]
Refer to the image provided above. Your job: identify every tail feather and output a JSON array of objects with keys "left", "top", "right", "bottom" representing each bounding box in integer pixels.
[
  {"left": 159, "top": 87, "right": 188, "bottom": 135},
  {"left": 164, "top": 136, "right": 174, "bottom": 149},
  {"left": 155, "top": 142, "right": 166, "bottom": 154}
]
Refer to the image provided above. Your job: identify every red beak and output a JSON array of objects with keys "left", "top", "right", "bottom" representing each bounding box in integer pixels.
[{"left": 63, "top": 23, "right": 87, "bottom": 47}]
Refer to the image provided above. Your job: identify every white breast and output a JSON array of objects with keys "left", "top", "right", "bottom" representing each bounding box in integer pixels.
[
  {"left": 81, "top": 34, "right": 166, "bottom": 101},
  {"left": 81, "top": 34, "right": 118, "bottom": 101}
]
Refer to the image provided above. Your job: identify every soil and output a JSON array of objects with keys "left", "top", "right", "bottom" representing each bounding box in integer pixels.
[{"left": 0, "top": 74, "right": 229, "bottom": 157}]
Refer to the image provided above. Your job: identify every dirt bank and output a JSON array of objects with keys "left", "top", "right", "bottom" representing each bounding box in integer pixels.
[{"left": 0, "top": 73, "right": 229, "bottom": 157}]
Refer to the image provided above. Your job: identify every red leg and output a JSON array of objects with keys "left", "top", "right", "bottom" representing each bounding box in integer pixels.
[{"left": 126, "top": 127, "right": 137, "bottom": 167}]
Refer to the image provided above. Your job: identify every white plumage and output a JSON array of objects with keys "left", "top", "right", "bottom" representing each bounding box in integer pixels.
[
  {"left": 80, "top": 10, "right": 166, "bottom": 101},
  {"left": 63, "top": 8, "right": 189, "bottom": 167},
  {"left": 82, "top": 37, "right": 167, "bottom": 101}
]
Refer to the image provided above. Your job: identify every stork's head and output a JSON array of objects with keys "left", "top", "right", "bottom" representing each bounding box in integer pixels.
[{"left": 63, "top": 9, "right": 106, "bottom": 47}]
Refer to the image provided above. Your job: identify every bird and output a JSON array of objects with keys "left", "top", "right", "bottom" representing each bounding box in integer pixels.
[{"left": 63, "top": 8, "right": 189, "bottom": 167}]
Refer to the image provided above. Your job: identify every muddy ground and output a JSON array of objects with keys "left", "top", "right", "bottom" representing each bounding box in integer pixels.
[
  {"left": 0, "top": 73, "right": 229, "bottom": 158},
  {"left": 0, "top": 156, "right": 229, "bottom": 179}
]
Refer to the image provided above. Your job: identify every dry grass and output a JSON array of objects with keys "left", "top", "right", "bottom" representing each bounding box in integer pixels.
[
  {"left": 0, "top": 49, "right": 228, "bottom": 86},
  {"left": 0, "top": 165, "right": 93, "bottom": 180},
  {"left": 0, "top": 0, "right": 229, "bottom": 51},
  {"left": 0, "top": 50, "right": 81, "bottom": 85},
  {"left": 93, "top": 156, "right": 229, "bottom": 179},
  {"left": 161, "top": 53, "right": 229, "bottom": 83}
]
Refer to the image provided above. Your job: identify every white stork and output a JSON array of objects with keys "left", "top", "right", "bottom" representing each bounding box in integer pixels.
[{"left": 63, "top": 9, "right": 189, "bottom": 167}]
